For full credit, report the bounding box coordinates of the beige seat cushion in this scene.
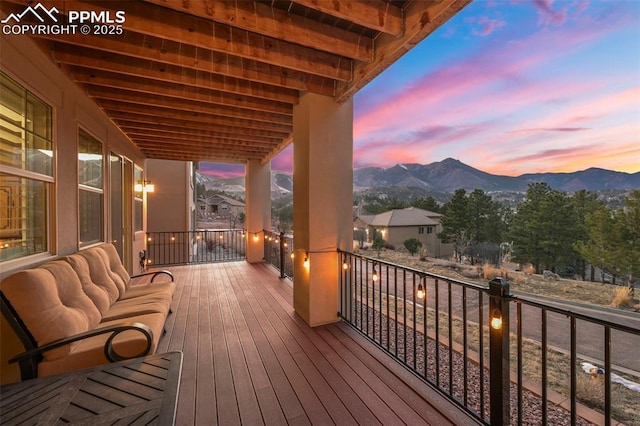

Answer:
[37,312,165,378]
[0,261,101,361]
[102,297,170,322]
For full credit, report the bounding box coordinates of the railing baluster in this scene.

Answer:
[517,302,523,426]
[542,308,548,426]
[435,278,440,388]
[462,286,468,406]
[448,280,453,394]
[570,316,576,426]
[413,273,417,370]
[479,291,485,421]
[604,326,611,426]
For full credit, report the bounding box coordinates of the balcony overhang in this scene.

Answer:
[1,0,470,165]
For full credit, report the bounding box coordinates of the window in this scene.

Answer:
[0,72,53,261]
[134,165,143,232]
[78,129,103,247]
[427,226,434,234]
[418,226,424,234]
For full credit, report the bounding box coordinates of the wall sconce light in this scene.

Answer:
[490,309,503,330]
[372,267,379,282]
[417,282,425,299]
[303,253,310,269]
[135,180,155,193]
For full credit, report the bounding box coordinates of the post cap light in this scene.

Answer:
[417,282,425,299]
[490,309,503,330]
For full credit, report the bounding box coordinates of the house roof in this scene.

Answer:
[201,194,245,207]
[370,207,441,227]
[1,0,469,164]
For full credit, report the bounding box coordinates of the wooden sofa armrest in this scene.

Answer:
[9,322,154,369]
[130,270,174,283]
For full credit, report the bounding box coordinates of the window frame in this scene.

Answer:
[0,72,55,263]
[77,127,104,248]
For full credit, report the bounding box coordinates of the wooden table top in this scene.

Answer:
[0,351,182,425]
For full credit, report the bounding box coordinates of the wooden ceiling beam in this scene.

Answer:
[292,0,403,35]
[114,120,286,144]
[123,129,279,148]
[36,27,346,87]
[141,0,373,60]
[140,146,257,163]
[50,41,333,96]
[70,68,292,116]
[135,141,267,158]
[85,85,291,125]
[336,0,472,102]
[60,62,300,105]
[85,84,293,125]
[99,101,293,134]
[33,0,352,80]
[110,114,290,140]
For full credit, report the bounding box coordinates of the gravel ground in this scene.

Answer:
[348,304,596,426]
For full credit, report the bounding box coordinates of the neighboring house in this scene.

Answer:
[197,194,245,219]
[362,207,453,258]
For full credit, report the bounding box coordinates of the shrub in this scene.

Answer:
[482,263,501,280]
[403,238,423,256]
[611,286,633,308]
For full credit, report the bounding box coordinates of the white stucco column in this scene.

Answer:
[293,93,353,326]
[245,160,271,263]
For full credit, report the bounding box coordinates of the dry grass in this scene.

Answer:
[376,249,636,310]
[611,286,634,308]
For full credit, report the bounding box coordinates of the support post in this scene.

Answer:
[279,231,285,279]
[489,277,511,426]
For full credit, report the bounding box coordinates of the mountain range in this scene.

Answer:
[197,158,640,197]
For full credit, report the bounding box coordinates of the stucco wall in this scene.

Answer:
[1,33,147,276]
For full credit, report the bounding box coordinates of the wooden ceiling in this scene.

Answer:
[2,0,470,164]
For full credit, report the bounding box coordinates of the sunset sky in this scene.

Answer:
[200,0,640,178]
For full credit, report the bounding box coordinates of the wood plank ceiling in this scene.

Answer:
[2,0,470,164]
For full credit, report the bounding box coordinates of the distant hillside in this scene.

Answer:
[196,171,292,199]
[197,158,640,196]
[353,158,640,192]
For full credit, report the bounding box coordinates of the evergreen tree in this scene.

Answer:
[574,207,617,282]
[509,183,579,272]
[439,189,471,262]
[616,190,640,284]
[410,196,442,213]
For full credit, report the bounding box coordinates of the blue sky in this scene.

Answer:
[200,0,640,178]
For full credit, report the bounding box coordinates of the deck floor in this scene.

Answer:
[155,261,476,425]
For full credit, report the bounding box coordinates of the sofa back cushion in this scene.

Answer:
[98,244,131,290]
[0,261,101,361]
[65,254,114,314]
[77,247,126,299]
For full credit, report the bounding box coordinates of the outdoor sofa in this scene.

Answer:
[0,243,174,381]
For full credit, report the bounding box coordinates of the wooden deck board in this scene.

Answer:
[156,262,478,426]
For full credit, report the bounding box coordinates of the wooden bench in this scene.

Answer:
[1,243,175,382]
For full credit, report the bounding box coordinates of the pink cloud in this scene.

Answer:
[532,0,568,26]
[473,16,507,36]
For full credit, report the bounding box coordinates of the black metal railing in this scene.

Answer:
[145,230,246,266]
[338,250,640,425]
[263,230,293,278]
